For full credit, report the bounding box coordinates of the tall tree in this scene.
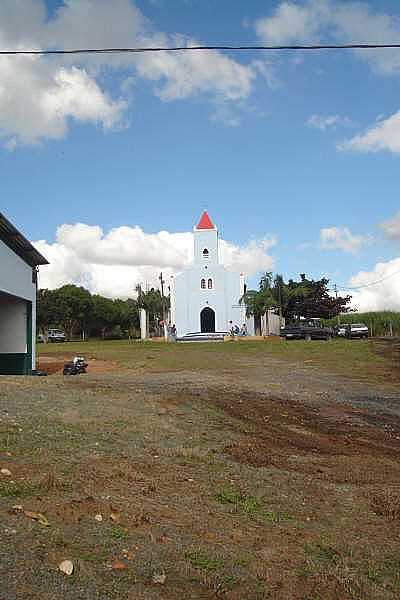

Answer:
[284,274,352,320]
[36,289,63,333]
[91,295,117,339]
[53,285,93,339]
[242,273,351,322]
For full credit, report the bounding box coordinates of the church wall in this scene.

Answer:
[172,266,244,336]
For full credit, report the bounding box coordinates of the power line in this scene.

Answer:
[337,268,400,291]
[2,43,400,55]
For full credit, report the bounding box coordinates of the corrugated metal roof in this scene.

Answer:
[0,212,49,267]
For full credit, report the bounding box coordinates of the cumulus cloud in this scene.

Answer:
[255,2,400,154]
[255,1,329,45]
[34,222,275,298]
[320,226,370,254]
[0,0,259,146]
[308,114,352,131]
[0,58,125,145]
[134,36,254,102]
[348,258,400,311]
[255,0,400,75]
[380,212,400,240]
[220,237,276,274]
[340,111,400,154]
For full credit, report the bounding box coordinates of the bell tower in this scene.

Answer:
[194,211,218,265]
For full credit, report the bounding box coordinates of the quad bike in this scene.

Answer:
[63,356,88,376]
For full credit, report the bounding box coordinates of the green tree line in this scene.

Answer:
[241,272,352,321]
[37,284,168,340]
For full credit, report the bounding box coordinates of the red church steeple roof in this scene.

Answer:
[196,211,215,230]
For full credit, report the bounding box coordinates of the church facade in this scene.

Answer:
[170,212,247,338]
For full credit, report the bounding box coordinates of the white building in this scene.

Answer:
[170,211,247,338]
[0,212,48,375]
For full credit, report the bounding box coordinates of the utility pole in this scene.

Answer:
[278,280,283,329]
[159,272,165,322]
[333,284,340,325]
[159,272,167,339]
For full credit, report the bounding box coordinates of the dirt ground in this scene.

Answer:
[1,340,400,599]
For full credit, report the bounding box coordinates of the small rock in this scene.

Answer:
[4,528,17,535]
[1,468,12,476]
[12,505,23,512]
[110,512,121,523]
[152,571,167,585]
[59,560,74,576]
[111,561,127,570]
[94,514,103,522]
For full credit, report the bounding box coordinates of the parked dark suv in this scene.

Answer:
[280,318,333,341]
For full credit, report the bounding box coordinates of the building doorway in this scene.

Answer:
[200,307,216,333]
[0,292,32,375]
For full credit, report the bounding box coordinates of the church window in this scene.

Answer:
[203,248,209,259]
[201,278,206,289]
[208,278,213,289]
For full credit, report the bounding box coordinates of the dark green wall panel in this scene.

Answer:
[0,353,31,375]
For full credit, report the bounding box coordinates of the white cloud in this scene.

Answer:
[134,36,254,102]
[220,237,276,274]
[320,226,370,254]
[254,3,400,155]
[308,114,352,131]
[255,1,330,45]
[34,222,275,298]
[340,111,400,154]
[0,0,258,146]
[349,257,400,311]
[255,1,400,75]
[381,212,400,240]
[0,57,125,146]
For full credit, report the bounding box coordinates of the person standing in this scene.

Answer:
[171,323,177,341]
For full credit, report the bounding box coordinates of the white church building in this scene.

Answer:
[170,211,247,339]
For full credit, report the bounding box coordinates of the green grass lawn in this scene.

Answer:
[38,338,396,385]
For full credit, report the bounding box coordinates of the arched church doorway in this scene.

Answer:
[200,307,216,333]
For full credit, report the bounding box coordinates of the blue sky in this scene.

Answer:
[2,0,400,307]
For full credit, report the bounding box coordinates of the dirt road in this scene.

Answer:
[1,343,400,599]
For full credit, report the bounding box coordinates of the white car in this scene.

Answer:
[47,329,66,343]
[345,323,369,339]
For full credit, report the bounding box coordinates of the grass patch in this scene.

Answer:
[110,525,128,540]
[264,509,290,524]
[215,487,262,516]
[185,550,224,572]
[304,539,339,566]
[79,544,111,563]
[366,554,400,589]
[37,337,398,385]
[0,479,38,498]
[215,488,289,523]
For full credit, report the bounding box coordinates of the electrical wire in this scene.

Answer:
[337,268,400,291]
[4,41,399,292]
[1,43,400,55]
